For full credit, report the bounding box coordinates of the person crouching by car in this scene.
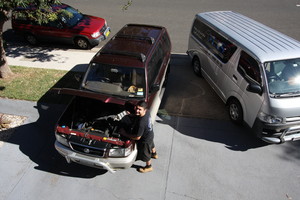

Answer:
[120,100,158,173]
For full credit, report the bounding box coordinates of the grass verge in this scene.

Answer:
[0,66,82,102]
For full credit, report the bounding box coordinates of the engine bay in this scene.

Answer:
[56,96,134,148]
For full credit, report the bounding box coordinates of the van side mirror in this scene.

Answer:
[246,83,262,95]
[150,84,160,93]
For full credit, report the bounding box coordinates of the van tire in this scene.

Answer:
[75,37,90,49]
[24,34,38,45]
[228,99,243,125]
[192,57,202,77]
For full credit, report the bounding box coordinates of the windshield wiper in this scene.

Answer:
[271,91,300,98]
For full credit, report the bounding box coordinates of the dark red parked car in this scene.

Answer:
[11,3,110,49]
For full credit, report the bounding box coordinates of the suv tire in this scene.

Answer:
[75,37,90,49]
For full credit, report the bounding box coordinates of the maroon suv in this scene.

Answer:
[53,24,171,172]
[11,3,110,49]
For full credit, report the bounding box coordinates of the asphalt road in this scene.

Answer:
[1,0,300,200]
[61,0,300,53]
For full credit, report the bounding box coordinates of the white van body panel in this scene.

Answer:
[187,11,300,143]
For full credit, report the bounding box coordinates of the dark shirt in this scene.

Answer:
[134,111,154,143]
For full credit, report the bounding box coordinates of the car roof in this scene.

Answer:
[91,24,165,67]
[196,11,300,63]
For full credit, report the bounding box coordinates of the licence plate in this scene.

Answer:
[105,29,110,37]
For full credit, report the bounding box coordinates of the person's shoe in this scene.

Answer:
[138,166,153,173]
[151,152,158,159]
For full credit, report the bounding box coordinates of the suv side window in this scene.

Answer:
[237,51,261,84]
[191,19,237,63]
[161,32,171,54]
[12,11,31,24]
[148,42,164,87]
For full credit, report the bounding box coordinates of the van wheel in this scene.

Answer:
[24,34,38,45]
[75,37,90,49]
[192,57,202,77]
[228,99,243,125]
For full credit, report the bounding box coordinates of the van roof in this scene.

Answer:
[91,24,164,67]
[196,11,300,63]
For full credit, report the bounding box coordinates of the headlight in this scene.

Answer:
[55,133,69,146]
[109,146,132,157]
[91,32,100,38]
[258,112,284,124]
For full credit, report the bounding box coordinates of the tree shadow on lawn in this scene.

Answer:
[0,67,108,178]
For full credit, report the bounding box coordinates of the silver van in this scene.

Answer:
[187,11,300,143]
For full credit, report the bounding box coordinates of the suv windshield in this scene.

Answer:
[59,6,83,27]
[83,63,146,98]
[265,58,300,97]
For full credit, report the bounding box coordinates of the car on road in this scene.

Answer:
[11,3,110,49]
[53,24,171,172]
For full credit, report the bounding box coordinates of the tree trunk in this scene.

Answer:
[0,9,13,79]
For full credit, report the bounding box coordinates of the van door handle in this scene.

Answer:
[233,75,238,81]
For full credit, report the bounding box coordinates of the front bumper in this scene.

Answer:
[55,140,137,173]
[89,27,111,46]
[253,118,300,144]
[261,126,300,144]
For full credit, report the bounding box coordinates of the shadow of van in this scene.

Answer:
[158,53,268,151]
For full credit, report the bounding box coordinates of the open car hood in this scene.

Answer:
[51,88,128,105]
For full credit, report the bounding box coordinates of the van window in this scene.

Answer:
[191,19,237,63]
[265,58,300,95]
[148,42,164,87]
[238,51,261,84]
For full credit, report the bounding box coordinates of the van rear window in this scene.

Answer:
[191,19,237,63]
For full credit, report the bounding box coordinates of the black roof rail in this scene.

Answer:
[114,34,155,44]
[100,49,146,62]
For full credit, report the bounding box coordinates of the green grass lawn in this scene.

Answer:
[0,66,82,102]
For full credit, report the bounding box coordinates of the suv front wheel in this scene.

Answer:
[75,37,90,49]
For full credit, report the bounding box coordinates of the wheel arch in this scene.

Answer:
[226,94,246,124]
[73,36,91,49]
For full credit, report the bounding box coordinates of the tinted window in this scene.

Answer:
[238,51,261,84]
[12,11,32,24]
[191,19,237,63]
[148,42,164,87]
[161,33,171,54]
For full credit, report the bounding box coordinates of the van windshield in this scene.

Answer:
[82,63,146,98]
[265,58,300,97]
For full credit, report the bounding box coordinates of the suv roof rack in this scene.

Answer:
[100,49,146,62]
[114,34,155,44]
